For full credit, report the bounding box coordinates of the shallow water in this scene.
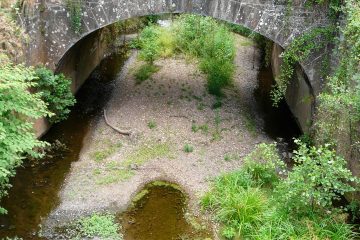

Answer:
[119,182,212,240]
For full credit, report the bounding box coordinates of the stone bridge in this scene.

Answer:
[23,0,331,132]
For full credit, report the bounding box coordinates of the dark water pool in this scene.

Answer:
[119,182,212,240]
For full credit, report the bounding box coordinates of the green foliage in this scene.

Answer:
[34,66,76,123]
[0,63,51,213]
[271,27,335,106]
[75,213,122,239]
[276,139,358,215]
[137,15,236,96]
[183,144,194,153]
[147,120,157,129]
[191,123,209,134]
[134,63,160,84]
[175,15,235,96]
[201,142,357,239]
[138,25,162,64]
[243,143,285,186]
[315,0,360,151]
[65,0,82,34]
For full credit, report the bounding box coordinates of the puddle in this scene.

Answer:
[119,182,213,240]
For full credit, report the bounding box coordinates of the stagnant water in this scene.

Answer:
[119,182,212,240]
[0,48,301,239]
[0,51,129,239]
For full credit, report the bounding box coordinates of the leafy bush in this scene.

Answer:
[0,63,50,213]
[35,66,76,123]
[138,25,161,64]
[275,139,358,215]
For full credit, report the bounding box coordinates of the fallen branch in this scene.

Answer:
[104,109,132,136]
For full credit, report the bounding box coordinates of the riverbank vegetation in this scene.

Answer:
[202,142,358,239]
[135,14,236,96]
[0,62,75,213]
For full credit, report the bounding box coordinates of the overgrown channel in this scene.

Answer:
[1,5,359,239]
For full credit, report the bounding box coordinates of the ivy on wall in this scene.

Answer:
[270,27,335,106]
[65,0,82,34]
[315,0,360,156]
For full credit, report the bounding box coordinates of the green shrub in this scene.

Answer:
[0,63,51,213]
[138,25,161,64]
[134,63,160,83]
[275,139,358,215]
[35,66,76,123]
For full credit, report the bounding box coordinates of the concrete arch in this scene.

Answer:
[23,0,331,132]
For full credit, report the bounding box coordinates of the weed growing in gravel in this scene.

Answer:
[191,123,209,134]
[212,109,222,141]
[123,142,172,167]
[147,120,157,129]
[243,112,257,136]
[134,63,160,84]
[91,141,122,162]
[224,153,240,162]
[183,144,194,153]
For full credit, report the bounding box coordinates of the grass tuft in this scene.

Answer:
[134,63,160,84]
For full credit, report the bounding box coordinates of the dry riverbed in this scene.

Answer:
[44,35,272,237]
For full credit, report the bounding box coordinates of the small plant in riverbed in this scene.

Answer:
[147,120,157,129]
[212,109,222,141]
[75,213,122,239]
[191,123,209,134]
[134,63,160,84]
[224,153,240,162]
[183,144,194,153]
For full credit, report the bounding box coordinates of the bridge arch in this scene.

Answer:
[24,0,330,132]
